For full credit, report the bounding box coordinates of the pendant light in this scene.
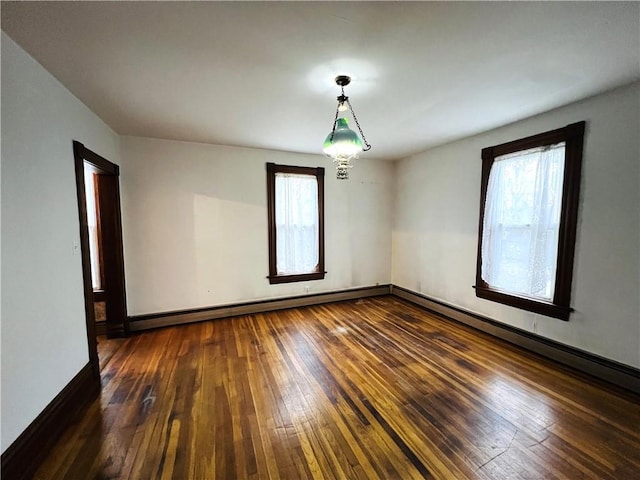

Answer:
[323,75,371,179]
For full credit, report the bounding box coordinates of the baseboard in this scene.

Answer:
[1,363,100,480]
[129,285,392,331]
[95,320,107,336]
[391,285,640,395]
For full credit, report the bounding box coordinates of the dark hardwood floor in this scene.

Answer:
[35,296,640,479]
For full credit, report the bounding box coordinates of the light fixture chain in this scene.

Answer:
[328,103,340,143]
[346,99,371,151]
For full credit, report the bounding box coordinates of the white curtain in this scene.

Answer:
[481,143,565,301]
[275,173,319,275]
[84,165,101,290]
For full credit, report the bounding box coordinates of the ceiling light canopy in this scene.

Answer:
[323,75,371,179]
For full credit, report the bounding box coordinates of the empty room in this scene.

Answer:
[2,2,639,479]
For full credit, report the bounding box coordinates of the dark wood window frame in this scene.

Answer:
[474,121,586,321]
[266,162,326,285]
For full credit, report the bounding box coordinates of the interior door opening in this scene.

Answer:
[73,141,128,374]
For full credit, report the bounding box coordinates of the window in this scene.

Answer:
[83,163,103,291]
[266,163,325,284]
[475,121,585,320]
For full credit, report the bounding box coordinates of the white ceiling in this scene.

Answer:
[2,2,639,160]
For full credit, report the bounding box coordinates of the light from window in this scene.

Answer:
[267,163,325,284]
[475,121,585,320]
[275,173,319,275]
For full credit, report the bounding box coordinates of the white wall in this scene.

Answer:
[120,137,392,315]
[393,82,640,369]
[1,33,120,452]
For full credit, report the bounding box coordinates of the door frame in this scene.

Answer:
[73,141,128,375]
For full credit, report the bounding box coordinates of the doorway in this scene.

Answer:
[73,141,128,374]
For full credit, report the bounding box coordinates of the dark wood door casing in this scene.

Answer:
[73,141,128,375]
[96,173,128,338]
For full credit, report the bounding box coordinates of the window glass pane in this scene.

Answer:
[274,173,319,275]
[481,143,565,301]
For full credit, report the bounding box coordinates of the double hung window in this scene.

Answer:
[475,122,585,320]
[266,163,325,284]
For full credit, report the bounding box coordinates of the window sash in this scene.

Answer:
[275,173,319,275]
[481,143,565,302]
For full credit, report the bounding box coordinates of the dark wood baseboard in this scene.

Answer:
[129,285,392,331]
[95,320,107,336]
[391,285,640,395]
[0,363,100,480]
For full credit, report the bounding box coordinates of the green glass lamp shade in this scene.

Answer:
[323,118,363,159]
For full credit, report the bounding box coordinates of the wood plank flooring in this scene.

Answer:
[34,296,640,479]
